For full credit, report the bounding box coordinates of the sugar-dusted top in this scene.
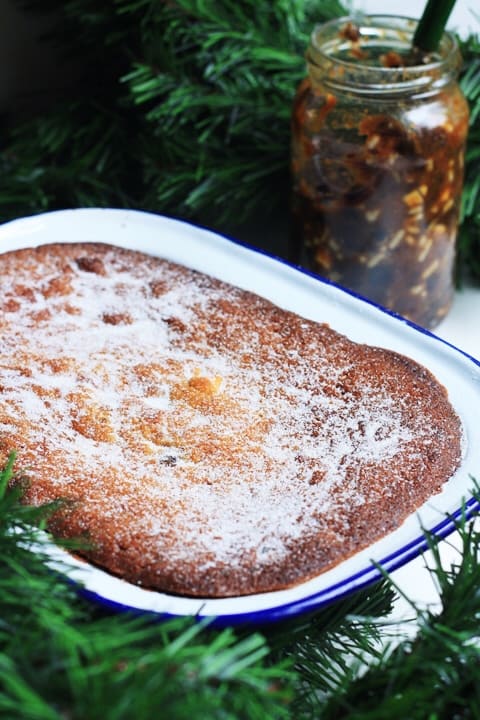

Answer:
[0,243,462,596]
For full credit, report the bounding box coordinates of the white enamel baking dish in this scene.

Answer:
[1,208,479,626]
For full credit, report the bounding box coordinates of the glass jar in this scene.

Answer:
[290,15,469,328]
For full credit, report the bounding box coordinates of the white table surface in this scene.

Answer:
[436,285,480,360]
[390,284,480,628]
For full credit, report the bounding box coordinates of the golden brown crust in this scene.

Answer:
[0,242,462,597]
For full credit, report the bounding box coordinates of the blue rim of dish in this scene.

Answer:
[3,209,480,627]
[75,493,480,628]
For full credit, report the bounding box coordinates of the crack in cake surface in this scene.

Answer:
[0,242,462,596]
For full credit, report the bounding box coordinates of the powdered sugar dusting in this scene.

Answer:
[0,243,461,596]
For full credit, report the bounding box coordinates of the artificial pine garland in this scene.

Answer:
[2,0,478,277]
[2,456,480,718]
[457,33,480,280]
[1,2,480,717]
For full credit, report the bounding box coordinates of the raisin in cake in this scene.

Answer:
[0,242,462,597]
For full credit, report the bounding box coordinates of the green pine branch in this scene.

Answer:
[3,452,480,718]
[0,453,396,719]
[0,456,294,720]
[122,0,343,228]
[2,1,480,281]
[319,507,480,719]
[0,0,349,231]
[457,34,480,282]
